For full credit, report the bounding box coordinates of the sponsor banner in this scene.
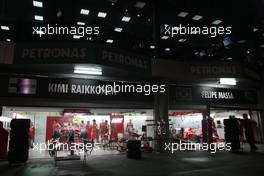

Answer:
[0,76,154,101]
[13,42,151,73]
[171,86,258,104]
[152,60,244,80]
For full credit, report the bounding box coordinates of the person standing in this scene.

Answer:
[29,122,35,148]
[91,119,98,143]
[242,113,258,151]
[0,122,8,159]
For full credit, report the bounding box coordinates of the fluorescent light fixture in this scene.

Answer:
[1,25,10,30]
[177,12,188,18]
[178,38,186,42]
[80,9,90,15]
[98,12,107,18]
[260,44,264,48]
[114,27,123,32]
[135,2,146,8]
[77,21,85,25]
[212,19,222,25]
[122,16,131,22]
[226,57,232,60]
[111,118,123,123]
[192,15,203,21]
[106,39,114,43]
[6,39,11,42]
[73,35,82,39]
[161,36,169,40]
[74,66,102,75]
[165,48,170,51]
[150,45,155,49]
[33,1,43,8]
[220,78,237,85]
[238,40,246,44]
[34,15,43,21]
[253,28,258,32]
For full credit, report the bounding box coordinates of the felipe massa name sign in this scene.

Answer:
[13,42,151,72]
[171,86,258,104]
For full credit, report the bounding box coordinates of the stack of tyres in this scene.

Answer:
[224,119,240,150]
[8,119,30,164]
[126,140,141,159]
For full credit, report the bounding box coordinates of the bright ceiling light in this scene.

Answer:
[212,19,222,25]
[74,66,102,75]
[135,2,146,8]
[161,36,169,40]
[73,35,82,39]
[177,12,188,18]
[80,9,90,15]
[226,57,232,60]
[220,78,237,85]
[121,16,131,22]
[178,38,186,42]
[253,28,259,32]
[106,39,114,43]
[114,27,123,32]
[33,1,43,8]
[1,25,9,30]
[34,15,44,21]
[165,48,170,51]
[192,15,203,21]
[150,45,155,49]
[77,21,85,25]
[6,39,11,42]
[260,44,264,48]
[98,12,107,18]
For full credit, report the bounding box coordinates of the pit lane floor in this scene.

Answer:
[1,144,264,176]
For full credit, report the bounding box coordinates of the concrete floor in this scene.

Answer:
[1,145,264,176]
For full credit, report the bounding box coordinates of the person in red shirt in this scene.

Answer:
[126,119,134,136]
[242,113,258,151]
[29,122,35,148]
[0,121,8,159]
[86,121,92,141]
[91,119,98,143]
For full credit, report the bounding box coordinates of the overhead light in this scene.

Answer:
[77,21,85,25]
[220,78,237,85]
[178,38,186,42]
[6,39,11,42]
[135,2,146,8]
[150,45,155,49]
[192,15,203,21]
[177,12,188,18]
[253,28,259,32]
[73,35,82,39]
[106,39,114,43]
[165,48,170,51]
[74,66,102,75]
[212,19,222,25]
[161,36,169,40]
[238,40,246,44]
[260,44,264,48]
[80,9,90,15]
[33,1,43,8]
[114,27,123,32]
[226,57,232,60]
[121,16,131,22]
[98,12,107,18]
[34,15,43,21]
[1,25,9,30]
[137,14,141,17]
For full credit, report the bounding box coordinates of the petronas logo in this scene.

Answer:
[175,87,192,101]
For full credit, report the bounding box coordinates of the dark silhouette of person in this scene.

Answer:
[242,113,258,151]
